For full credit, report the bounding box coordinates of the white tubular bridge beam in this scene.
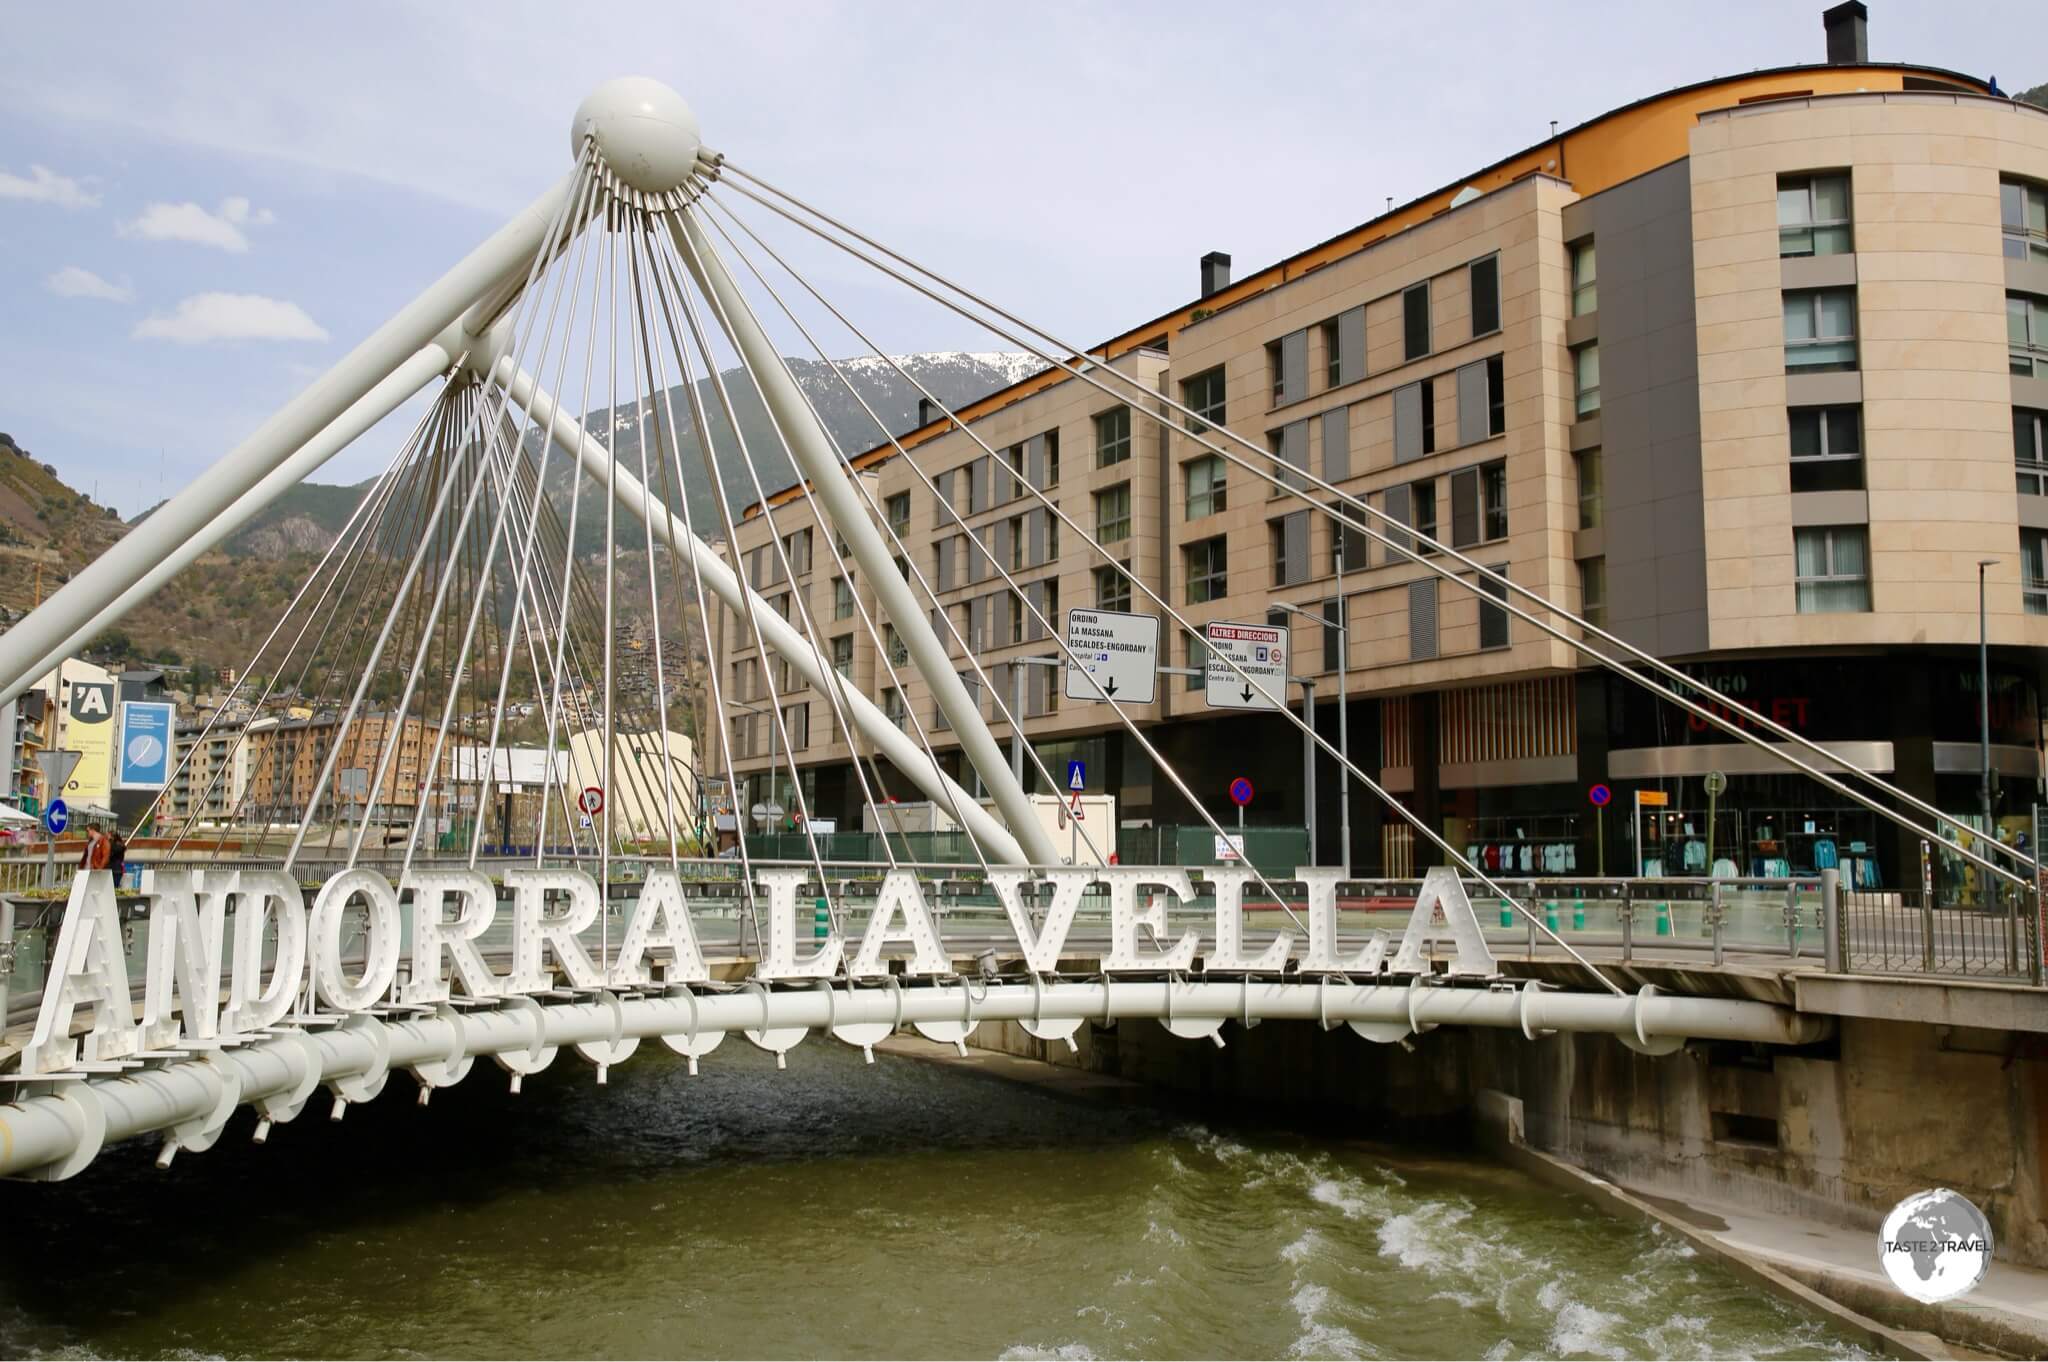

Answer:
[0,337,459,700]
[473,353,1031,866]
[0,172,581,708]
[669,212,1060,867]
[0,981,1827,1179]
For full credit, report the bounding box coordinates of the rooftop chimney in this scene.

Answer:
[1822,0,1867,65]
[1200,251,1232,298]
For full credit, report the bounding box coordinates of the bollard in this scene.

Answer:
[1544,900,1559,933]
[813,895,830,943]
[1821,868,1842,973]
[1498,900,1514,929]
[1572,899,1586,932]
[1655,902,1671,936]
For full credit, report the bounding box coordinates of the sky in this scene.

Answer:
[1,1,2040,517]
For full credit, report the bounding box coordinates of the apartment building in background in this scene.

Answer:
[716,3,2048,886]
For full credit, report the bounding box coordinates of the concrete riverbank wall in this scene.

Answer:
[969,1011,2048,1274]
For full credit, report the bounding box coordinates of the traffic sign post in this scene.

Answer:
[1588,783,1611,876]
[1063,607,1160,705]
[1067,760,1086,793]
[1703,770,1727,878]
[1203,623,1286,711]
[1229,775,1253,831]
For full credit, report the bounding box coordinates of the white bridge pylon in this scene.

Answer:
[0,77,2033,959]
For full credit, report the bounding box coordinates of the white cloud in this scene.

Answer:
[0,163,98,208]
[119,196,275,252]
[132,292,327,344]
[46,265,133,302]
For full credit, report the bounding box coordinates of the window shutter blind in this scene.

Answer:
[1280,329,1308,403]
[1280,419,1309,490]
[1394,383,1424,463]
[1028,507,1047,564]
[993,517,1012,569]
[1284,510,1309,584]
[1450,468,1479,547]
[1456,360,1488,446]
[1408,579,1438,660]
[1321,406,1350,481]
[935,537,954,591]
[1027,581,1046,641]
[1337,306,1365,386]
[1383,483,1412,564]
[1025,436,1047,489]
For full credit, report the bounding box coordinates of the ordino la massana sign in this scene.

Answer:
[24,865,1497,1076]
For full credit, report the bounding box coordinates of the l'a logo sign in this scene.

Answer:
[22,865,1499,1075]
[69,682,112,723]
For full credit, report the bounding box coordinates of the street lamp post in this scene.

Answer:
[1979,558,1998,852]
[1273,598,1350,871]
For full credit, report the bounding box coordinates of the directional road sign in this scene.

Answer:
[1203,622,1286,711]
[1064,607,1161,705]
[43,798,69,836]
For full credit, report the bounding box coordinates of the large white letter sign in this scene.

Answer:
[1298,866,1386,973]
[848,870,950,978]
[1390,866,1498,977]
[26,871,140,1073]
[139,867,233,1048]
[503,868,603,993]
[1101,867,1200,973]
[222,870,307,1033]
[1200,866,1294,972]
[609,869,709,987]
[754,867,843,980]
[308,869,401,1011]
[988,867,1094,973]
[403,868,503,1002]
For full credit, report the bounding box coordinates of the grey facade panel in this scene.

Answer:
[1278,329,1308,404]
[1336,306,1366,386]
[1790,489,1870,526]
[1576,157,1707,659]
[1780,252,1858,290]
[1784,370,1864,407]
[1383,484,1412,564]
[1277,418,1309,489]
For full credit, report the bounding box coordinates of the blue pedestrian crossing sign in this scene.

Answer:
[1067,760,1086,792]
[44,798,69,835]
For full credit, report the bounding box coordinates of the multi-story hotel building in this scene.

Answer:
[716,4,2048,887]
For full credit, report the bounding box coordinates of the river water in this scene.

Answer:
[0,1041,1867,1360]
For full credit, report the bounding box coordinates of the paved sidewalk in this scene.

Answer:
[1629,1186,2048,1359]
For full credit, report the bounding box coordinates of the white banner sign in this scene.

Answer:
[1204,622,1286,711]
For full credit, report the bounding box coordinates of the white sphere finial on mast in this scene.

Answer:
[571,77,702,193]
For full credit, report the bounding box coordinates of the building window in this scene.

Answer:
[2024,531,2048,616]
[1270,511,1310,587]
[1394,378,1435,463]
[1094,406,1131,467]
[830,634,853,678]
[1328,499,1370,573]
[1185,535,1228,604]
[1777,172,1852,257]
[1094,483,1131,545]
[1486,353,1505,437]
[1412,479,1438,551]
[1403,281,1432,361]
[1579,558,1607,630]
[882,687,906,728]
[884,493,911,535]
[1183,367,1226,433]
[1794,526,1871,613]
[2018,407,2048,496]
[1573,343,1600,417]
[1009,589,1027,645]
[2001,178,2048,263]
[1184,630,1207,690]
[1470,255,1500,337]
[1570,239,1597,316]
[1321,598,1344,672]
[782,528,812,576]
[1478,566,1509,651]
[2009,292,2048,377]
[1573,447,1603,530]
[1185,455,1227,518]
[1268,329,1306,405]
[1482,460,1507,541]
[1095,562,1132,612]
[1449,460,1507,547]
[1322,305,1364,389]
[883,625,909,666]
[832,575,854,620]
[1788,405,1863,492]
[1784,288,1858,371]
[1043,430,1060,487]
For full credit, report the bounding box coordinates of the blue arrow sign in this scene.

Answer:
[44,797,69,835]
[1066,760,1086,792]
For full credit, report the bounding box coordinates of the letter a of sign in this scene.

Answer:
[1390,866,1498,977]
[27,871,141,1072]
